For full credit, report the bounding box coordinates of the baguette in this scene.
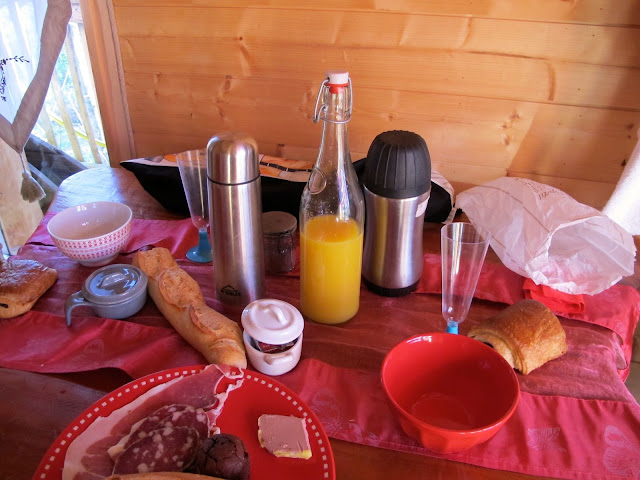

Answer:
[468,299,568,375]
[133,248,246,368]
[0,258,57,319]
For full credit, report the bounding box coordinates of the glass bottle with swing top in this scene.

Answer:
[299,71,365,324]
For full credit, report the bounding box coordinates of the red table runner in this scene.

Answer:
[2,216,640,479]
[283,359,640,480]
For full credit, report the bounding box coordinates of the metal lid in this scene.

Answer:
[262,211,297,237]
[241,298,304,344]
[82,264,148,305]
[207,132,260,185]
[363,130,431,199]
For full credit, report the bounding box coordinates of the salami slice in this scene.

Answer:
[131,404,191,438]
[109,404,192,459]
[158,406,210,440]
[121,405,210,452]
[112,426,200,475]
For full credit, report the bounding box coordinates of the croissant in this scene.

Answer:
[133,247,246,368]
[468,299,568,374]
[0,258,57,318]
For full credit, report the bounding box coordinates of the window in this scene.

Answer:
[32,0,108,166]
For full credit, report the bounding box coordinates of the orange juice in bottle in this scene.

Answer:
[299,71,364,324]
[300,215,363,324]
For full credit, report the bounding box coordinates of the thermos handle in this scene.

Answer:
[65,291,91,327]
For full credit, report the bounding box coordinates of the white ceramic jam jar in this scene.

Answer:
[65,264,147,326]
[241,298,304,376]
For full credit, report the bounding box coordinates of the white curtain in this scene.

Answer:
[602,128,640,235]
[0,0,43,123]
[0,0,70,154]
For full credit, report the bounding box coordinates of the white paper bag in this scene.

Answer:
[456,177,636,295]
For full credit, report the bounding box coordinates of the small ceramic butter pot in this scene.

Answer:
[65,264,147,326]
[241,298,304,376]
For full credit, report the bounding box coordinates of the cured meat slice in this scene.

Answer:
[123,405,210,453]
[131,404,191,438]
[63,365,244,480]
[112,426,200,475]
[161,406,210,440]
[108,404,189,459]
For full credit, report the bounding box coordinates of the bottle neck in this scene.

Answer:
[318,118,349,167]
[317,84,351,169]
[301,76,363,227]
[318,82,351,123]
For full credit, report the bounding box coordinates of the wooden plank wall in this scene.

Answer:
[109,0,640,209]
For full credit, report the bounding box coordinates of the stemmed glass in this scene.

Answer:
[177,149,212,263]
[441,222,491,334]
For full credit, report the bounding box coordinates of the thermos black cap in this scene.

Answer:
[363,130,431,199]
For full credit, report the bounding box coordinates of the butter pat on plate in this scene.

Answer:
[257,414,312,459]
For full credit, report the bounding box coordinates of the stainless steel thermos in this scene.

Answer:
[362,130,431,296]
[207,132,265,309]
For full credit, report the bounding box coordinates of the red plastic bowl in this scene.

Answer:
[381,333,520,454]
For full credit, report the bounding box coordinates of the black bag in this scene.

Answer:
[122,157,453,223]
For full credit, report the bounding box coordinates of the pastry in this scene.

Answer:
[193,434,250,480]
[133,248,246,368]
[0,258,57,319]
[468,299,568,374]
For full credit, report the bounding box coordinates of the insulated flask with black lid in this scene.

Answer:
[362,130,431,296]
[207,132,265,310]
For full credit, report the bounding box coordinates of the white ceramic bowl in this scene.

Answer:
[47,201,133,267]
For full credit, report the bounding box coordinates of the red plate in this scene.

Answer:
[34,365,336,480]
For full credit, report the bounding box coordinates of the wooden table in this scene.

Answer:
[0,167,622,480]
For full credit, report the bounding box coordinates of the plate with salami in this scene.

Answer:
[34,365,336,480]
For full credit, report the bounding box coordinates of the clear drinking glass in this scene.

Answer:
[176,149,212,263]
[441,222,491,334]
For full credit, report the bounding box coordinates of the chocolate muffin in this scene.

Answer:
[193,433,250,480]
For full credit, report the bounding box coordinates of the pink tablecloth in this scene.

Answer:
[2,215,640,480]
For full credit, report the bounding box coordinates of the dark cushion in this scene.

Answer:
[121,156,452,222]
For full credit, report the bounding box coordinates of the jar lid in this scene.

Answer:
[262,211,297,237]
[241,298,304,344]
[82,264,148,306]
